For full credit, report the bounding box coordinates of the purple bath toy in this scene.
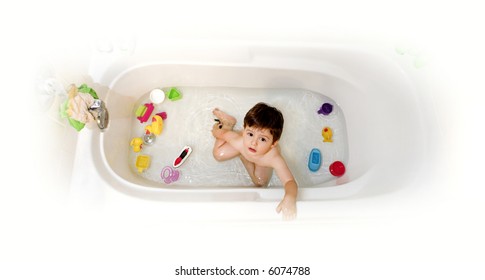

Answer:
[318,103,333,115]
[161,166,180,184]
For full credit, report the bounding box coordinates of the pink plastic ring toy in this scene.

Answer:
[161,166,180,184]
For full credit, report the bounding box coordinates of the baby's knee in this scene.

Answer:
[213,149,233,162]
[213,150,225,162]
[253,177,269,188]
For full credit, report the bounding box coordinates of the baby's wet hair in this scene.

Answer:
[243,102,284,143]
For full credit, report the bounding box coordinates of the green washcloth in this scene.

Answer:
[78,84,99,99]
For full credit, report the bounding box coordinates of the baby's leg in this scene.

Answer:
[212,108,239,161]
[239,155,273,187]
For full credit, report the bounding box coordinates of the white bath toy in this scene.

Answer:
[150,88,165,104]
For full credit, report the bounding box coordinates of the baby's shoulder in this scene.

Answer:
[230,133,244,149]
[264,146,285,163]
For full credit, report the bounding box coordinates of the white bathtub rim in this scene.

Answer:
[93,42,395,92]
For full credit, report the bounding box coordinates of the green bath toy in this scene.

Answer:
[167,88,182,101]
[135,105,147,117]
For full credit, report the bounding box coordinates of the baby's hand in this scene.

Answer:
[276,195,297,221]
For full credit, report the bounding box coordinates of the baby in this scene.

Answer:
[211,102,298,220]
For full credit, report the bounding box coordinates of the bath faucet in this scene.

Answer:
[89,99,109,131]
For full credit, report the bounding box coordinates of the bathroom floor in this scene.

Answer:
[128,87,348,188]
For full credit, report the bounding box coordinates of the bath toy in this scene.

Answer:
[329,161,345,177]
[137,103,154,123]
[322,127,333,142]
[143,133,156,146]
[150,88,165,104]
[135,105,147,117]
[135,155,151,173]
[145,115,164,135]
[173,145,192,168]
[156,111,167,120]
[318,102,333,115]
[167,87,182,101]
[308,148,322,172]
[161,166,180,184]
[130,137,143,152]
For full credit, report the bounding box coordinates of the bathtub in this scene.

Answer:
[69,40,441,211]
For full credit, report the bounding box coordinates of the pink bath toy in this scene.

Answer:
[161,166,180,184]
[156,111,167,120]
[137,103,154,123]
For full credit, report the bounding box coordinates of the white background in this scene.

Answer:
[1,1,484,279]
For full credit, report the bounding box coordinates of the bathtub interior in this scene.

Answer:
[100,50,425,196]
[127,86,348,188]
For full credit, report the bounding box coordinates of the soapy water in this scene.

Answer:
[129,87,348,188]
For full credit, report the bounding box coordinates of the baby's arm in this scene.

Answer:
[273,157,298,220]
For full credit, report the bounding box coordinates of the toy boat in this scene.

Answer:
[308,148,322,172]
[173,146,192,168]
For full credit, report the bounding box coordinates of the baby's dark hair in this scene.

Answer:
[243,102,284,143]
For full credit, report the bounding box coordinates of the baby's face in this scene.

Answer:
[243,126,275,156]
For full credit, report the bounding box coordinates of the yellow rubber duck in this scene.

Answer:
[130,137,143,152]
[145,115,164,135]
[322,127,333,142]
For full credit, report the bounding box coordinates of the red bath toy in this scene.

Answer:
[173,146,193,168]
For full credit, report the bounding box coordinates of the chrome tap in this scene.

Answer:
[89,99,109,131]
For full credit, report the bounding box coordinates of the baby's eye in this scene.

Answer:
[260,137,267,142]
[247,132,253,137]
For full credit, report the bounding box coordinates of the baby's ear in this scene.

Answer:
[271,140,279,148]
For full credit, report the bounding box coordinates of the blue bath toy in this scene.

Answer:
[318,103,333,115]
[308,148,322,172]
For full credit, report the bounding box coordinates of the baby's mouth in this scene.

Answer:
[248,147,257,153]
